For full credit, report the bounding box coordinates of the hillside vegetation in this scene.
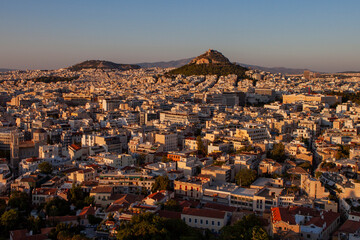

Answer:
[167,63,248,77]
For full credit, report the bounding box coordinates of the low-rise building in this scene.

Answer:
[181,207,228,233]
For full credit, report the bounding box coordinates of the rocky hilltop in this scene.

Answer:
[68,60,141,71]
[189,49,231,65]
[167,49,247,77]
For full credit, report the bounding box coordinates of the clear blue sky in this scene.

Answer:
[1,0,360,72]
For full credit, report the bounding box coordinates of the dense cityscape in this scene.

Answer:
[0,48,359,240]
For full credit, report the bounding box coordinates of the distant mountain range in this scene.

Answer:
[0,68,16,72]
[4,58,359,74]
[237,63,311,75]
[67,60,141,71]
[137,58,193,69]
[338,71,360,73]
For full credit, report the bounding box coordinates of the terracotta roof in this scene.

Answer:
[77,169,93,173]
[272,207,295,224]
[25,157,40,163]
[86,164,101,169]
[69,144,81,151]
[158,210,181,219]
[182,207,225,219]
[78,206,95,216]
[91,186,113,194]
[105,204,123,213]
[203,202,236,212]
[338,220,360,234]
[40,227,54,235]
[33,188,57,195]
[350,212,360,217]
[21,177,37,183]
[272,206,340,230]
[112,194,144,206]
[47,215,78,222]
[34,128,46,134]
[146,192,166,201]
[10,229,28,240]
[61,167,80,174]
[179,200,200,208]
[287,167,308,175]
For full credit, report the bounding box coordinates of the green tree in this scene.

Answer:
[1,209,21,231]
[252,226,270,240]
[328,194,337,201]
[151,176,171,193]
[116,212,204,240]
[70,184,85,209]
[315,171,323,179]
[49,223,83,240]
[0,198,6,216]
[27,216,43,234]
[83,196,94,206]
[87,214,102,225]
[38,161,53,174]
[269,143,287,162]
[335,145,350,159]
[71,235,90,240]
[298,161,312,170]
[196,136,207,155]
[8,191,31,212]
[235,169,257,187]
[161,155,172,163]
[45,198,71,216]
[136,154,146,165]
[219,214,269,240]
[164,199,182,212]
[236,145,255,153]
[117,212,168,240]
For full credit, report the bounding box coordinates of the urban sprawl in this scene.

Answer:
[1,65,360,240]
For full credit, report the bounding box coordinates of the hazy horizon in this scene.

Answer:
[1,0,360,72]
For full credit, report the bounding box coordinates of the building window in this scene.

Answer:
[218,221,220,226]
[200,219,203,224]
[189,218,191,223]
[195,219,197,223]
[212,221,214,226]
[206,220,208,225]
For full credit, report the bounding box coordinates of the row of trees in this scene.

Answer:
[327,91,360,105]
[28,76,79,83]
[116,212,270,240]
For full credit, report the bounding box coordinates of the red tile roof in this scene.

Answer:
[158,210,181,219]
[78,206,95,216]
[338,220,360,234]
[91,186,113,194]
[146,192,166,202]
[33,188,57,195]
[69,144,81,151]
[179,200,200,208]
[47,215,78,223]
[182,207,225,219]
[203,202,236,213]
[271,206,340,231]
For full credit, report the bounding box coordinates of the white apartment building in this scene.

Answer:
[159,111,198,125]
[101,153,136,169]
[155,132,177,152]
[235,123,270,144]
